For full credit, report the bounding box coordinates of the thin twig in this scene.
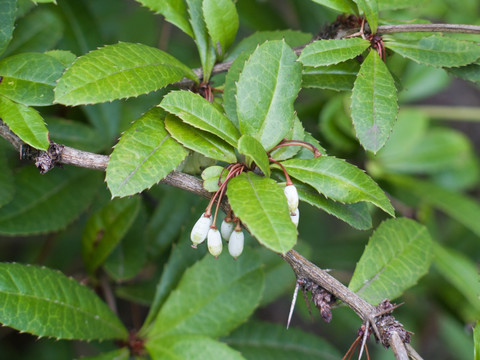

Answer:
[377,23,480,35]
[390,332,409,360]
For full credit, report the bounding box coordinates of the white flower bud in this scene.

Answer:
[190,213,212,247]
[290,209,299,228]
[284,184,299,214]
[220,219,235,241]
[207,228,223,257]
[228,230,244,259]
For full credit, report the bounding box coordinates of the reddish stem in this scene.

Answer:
[268,140,322,158]
[269,158,293,185]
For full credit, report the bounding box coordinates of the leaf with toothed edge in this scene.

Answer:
[0,96,49,150]
[54,42,197,106]
[203,0,239,57]
[160,90,240,147]
[353,0,378,33]
[0,167,102,236]
[0,263,128,340]
[165,114,237,163]
[348,218,433,305]
[106,108,188,198]
[227,172,297,253]
[351,50,398,153]
[299,38,370,67]
[277,157,395,216]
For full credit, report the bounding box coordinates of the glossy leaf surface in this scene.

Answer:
[299,38,370,67]
[349,218,433,304]
[237,135,270,177]
[203,0,238,56]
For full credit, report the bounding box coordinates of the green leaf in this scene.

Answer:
[270,117,305,161]
[186,0,216,82]
[104,204,147,282]
[310,0,358,13]
[147,249,264,338]
[0,263,127,340]
[238,135,270,177]
[386,175,480,237]
[433,244,480,314]
[201,165,228,192]
[147,334,245,360]
[351,50,398,153]
[82,197,141,274]
[385,36,480,68]
[0,153,14,208]
[349,218,433,305]
[299,38,370,67]
[54,42,197,105]
[0,0,16,56]
[0,53,65,106]
[0,167,102,235]
[78,348,130,360]
[45,50,76,68]
[47,117,104,153]
[280,157,394,216]
[203,0,239,57]
[236,40,301,150]
[302,61,360,91]
[378,0,418,10]
[475,322,480,360]
[227,172,297,253]
[3,8,63,57]
[135,0,193,37]
[353,0,378,33]
[141,208,206,331]
[0,96,49,150]
[296,183,372,230]
[165,114,237,163]
[448,63,480,84]
[224,321,341,360]
[106,108,188,198]
[223,51,249,129]
[160,90,240,147]
[225,30,312,62]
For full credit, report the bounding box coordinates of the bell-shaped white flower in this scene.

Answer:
[207,228,223,257]
[220,219,234,241]
[190,213,212,247]
[290,209,299,228]
[228,230,244,259]
[284,184,299,214]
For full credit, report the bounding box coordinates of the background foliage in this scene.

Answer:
[0,0,479,359]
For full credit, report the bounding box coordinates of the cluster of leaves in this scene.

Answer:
[0,0,479,359]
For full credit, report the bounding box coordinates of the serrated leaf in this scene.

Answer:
[302,61,360,91]
[106,108,188,198]
[351,50,398,153]
[0,53,65,106]
[165,114,237,163]
[135,0,193,37]
[186,0,216,81]
[223,51,249,129]
[0,0,16,56]
[160,90,240,147]
[201,165,228,192]
[299,38,370,67]
[310,0,358,13]
[385,36,480,68]
[3,8,63,57]
[147,249,264,338]
[147,334,245,360]
[0,96,49,150]
[270,117,305,161]
[0,263,127,340]
[434,244,480,314]
[0,167,102,235]
[448,63,480,84]
[349,218,433,305]
[82,197,141,274]
[142,208,207,330]
[353,0,378,33]
[227,172,297,253]
[203,0,238,57]
[236,40,301,150]
[296,183,372,230]
[45,50,76,68]
[54,42,197,105]
[0,153,14,208]
[225,30,312,62]
[224,321,341,360]
[280,157,394,216]
[386,175,480,237]
[238,135,270,177]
